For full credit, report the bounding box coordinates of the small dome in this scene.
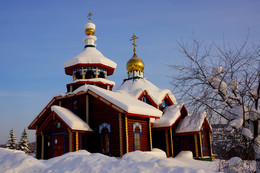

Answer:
[85,22,96,36]
[126,53,144,72]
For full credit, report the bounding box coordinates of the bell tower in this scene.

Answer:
[63,13,117,92]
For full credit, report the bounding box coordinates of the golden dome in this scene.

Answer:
[127,53,144,72]
[85,28,95,36]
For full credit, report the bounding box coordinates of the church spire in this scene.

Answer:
[84,12,97,47]
[130,34,139,56]
[126,34,144,80]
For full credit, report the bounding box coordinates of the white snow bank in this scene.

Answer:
[115,78,177,106]
[153,104,182,128]
[176,112,207,133]
[174,151,194,160]
[0,148,47,173]
[51,105,93,131]
[63,47,117,69]
[0,148,220,173]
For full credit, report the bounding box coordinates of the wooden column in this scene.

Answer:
[58,100,61,106]
[148,119,153,151]
[119,113,123,157]
[75,132,79,151]
[194,134,199,158]
[86,95,89,124]
[208,133,213,157]
[165,130,170,157]
[69,131,72,152]
[199,132,203,158]
[169,128,174,157]
[35,126,38,158]
[125,115,129,153]
[41,133,44,159]
[82,74,85,79]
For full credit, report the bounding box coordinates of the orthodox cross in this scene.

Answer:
[87,12,93,22]
[130,34,139,54]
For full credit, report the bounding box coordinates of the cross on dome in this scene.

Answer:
[87,12,93,23]
[130,34,139,54]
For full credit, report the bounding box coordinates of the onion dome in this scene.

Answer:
[63,13,117,76]
[127,53,144,72]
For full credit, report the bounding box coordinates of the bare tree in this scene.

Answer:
[170,37,260,172]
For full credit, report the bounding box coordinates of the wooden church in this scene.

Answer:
[28,14,213,160]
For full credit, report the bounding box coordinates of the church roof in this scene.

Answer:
[175,112,211,134]
[51,105,93,131]
[28,85,162,130]
[72,85,162,118]
[63,47,117,75]
[152,104,183,128]
[115,78,177,106]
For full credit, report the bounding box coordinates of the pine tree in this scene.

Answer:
[6,129,17,149]
[18,128,31,154]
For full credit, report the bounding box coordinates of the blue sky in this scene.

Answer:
[0,0,259,144]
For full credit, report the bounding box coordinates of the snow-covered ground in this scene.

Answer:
[0,148,222,173]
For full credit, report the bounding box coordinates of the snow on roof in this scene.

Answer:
[175,112,207,133]
[72,85,162,118]
[63,47,117,69]
[115,78,177,106]
[153,104,183,128]
[71,78,116,86]
[51,105,93,131]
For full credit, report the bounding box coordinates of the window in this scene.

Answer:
[57,122,61,128]
[99,123,111,155]
[75,71,82,79]
[98,71,105,78]
[85,70,95,79]
[160,100,168,108]
[140,96,151,105]
[72,99,78,113]
[133,122,142,151]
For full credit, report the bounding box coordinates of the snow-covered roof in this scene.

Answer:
[115,78,177,106]
[71,85,162,118]
[175,112,207,133]
[153,104,183,128]
[63,47,117,69]
[51,105,93,132]
[70,78,115,86]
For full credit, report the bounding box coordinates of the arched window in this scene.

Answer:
[99,123,111,155]
[133,122,142,151]
[140,95,151,105]
[75,71,82,79]
[98,71,105,78]
[85,70,95,79]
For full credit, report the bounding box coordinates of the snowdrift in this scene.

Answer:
[0,148,219,173]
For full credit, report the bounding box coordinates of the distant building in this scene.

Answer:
[28,15,213,161]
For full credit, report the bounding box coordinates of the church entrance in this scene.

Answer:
[51,132,66,157]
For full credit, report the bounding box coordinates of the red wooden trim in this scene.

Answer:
[174,131,200,136]
[36,112,55,135]
[28,97,58,129]
[64,64,115,76]
[181,105,188,116]
[159,94,174,108]
[137,90,158,108]
[126,112,160,119]
[66,81,114,88]
[203,119,213,133]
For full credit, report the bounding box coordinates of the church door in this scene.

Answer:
[51,132,66,157]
